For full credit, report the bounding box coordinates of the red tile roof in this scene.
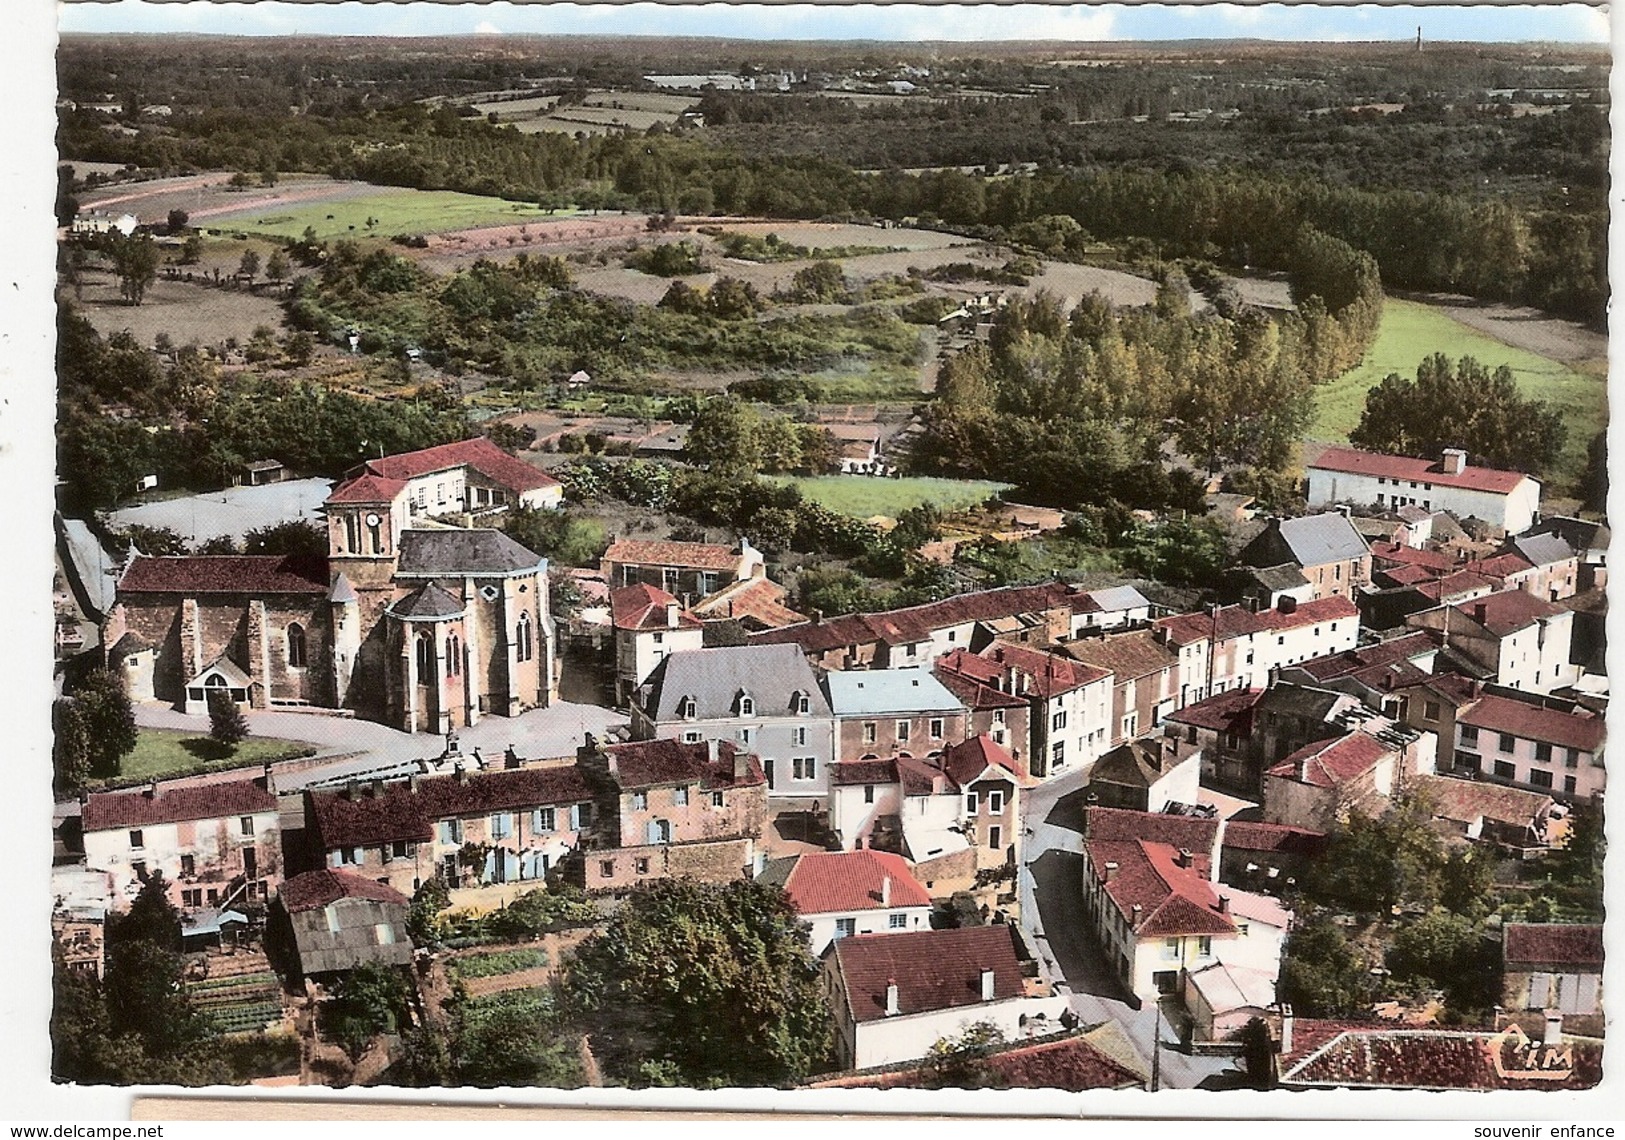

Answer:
[609,583,702,632]
[938,734,1033,790]
[1455,590,1566,636]
[780,850,932,916]
[118,554,328,595]
[1375,563,1441,587]
[325,473,408,505]
[308,766,595,849]
[1086,838,1235,937]
[1267,732,1393,788]
[690,577,806,629]
[808,1032,1143,1090]
[830,758,900,786]
[82,776,277,832]
[1413,571,1500,603]
[1220,821,1328,857]
[829,925,1025,1023]
[1457,694,1604,752]
[979,642,1109,698]
[1370,541,1456,573]
[1290,631,1440,683]
[1309,446,1533,494]
[604,738,765,791]
[1281,1025,1601,1090]
[603,538,743,573]
[363,437,560,493]
[932,664,1028,711]
[752,582,1074,654]
[1154,596,1358,646]
[1465,552,1536,580]
[278,869,410,913]
[1082,806,1220,853]
[1503,923,1604,970]
[1164,687,1264,733]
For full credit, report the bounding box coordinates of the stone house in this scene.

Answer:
[277,869,413,978]
[1240,511,1372,603]
[823,668,970,765]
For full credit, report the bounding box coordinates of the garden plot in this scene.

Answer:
[68,270,289,350]
[188,969,286,1035]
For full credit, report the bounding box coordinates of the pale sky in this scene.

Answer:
[57,2,1613,44]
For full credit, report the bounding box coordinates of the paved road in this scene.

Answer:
[1018,767,1236,1091]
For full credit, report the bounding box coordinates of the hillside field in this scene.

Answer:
[769,475,1011,519]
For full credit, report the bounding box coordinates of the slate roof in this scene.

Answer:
[388,582,466,620]
[279,869,410,913]
[1457,694,1604,752]
[1253,682,1355,726]
[308,766,595,849]
[82,776,277,832]
[1153,596,1358,646]
[639,643,831,722]
[1309,446,1534,494]
[603,738,765,791]
[1062,629,1179,682]
[772,850,932,916]
[1076,585,1152,614]
[118,554,328,595]
[1244,563,1312,593]
[1086,838,1236,938]
[1267,732,1392,788]
[1082,806,1219,853]
[1509,532,1576,568]
[328,572,357,604]
[610,583,701,632]
[396,529,543,576]
[362,437,560,494]
[603,538,743,572]
[1530,515,1610,555]
[828,925,1025,1024]
[1503,923,1604,971]
[824,669,967,717]
[1242,512,1369,569]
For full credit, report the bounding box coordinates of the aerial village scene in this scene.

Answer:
[44,3,1609,1098]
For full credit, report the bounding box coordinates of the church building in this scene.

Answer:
[103,439,562,734]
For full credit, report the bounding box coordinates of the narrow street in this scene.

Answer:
[1018,767,1236,1090]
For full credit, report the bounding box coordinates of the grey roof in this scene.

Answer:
[1531,515,1610,554]
[1083,585,1152,613]
[1246,563,1311,592]
[824,668,966,717]
[389,582,466,620]
[641,643,832,722]
[756,855,798,890]
[328,571,357,605]
[396,528,543,577]
[1510,532,1576,568]
[1254,682,1354,726]
[1245,513,1369,569]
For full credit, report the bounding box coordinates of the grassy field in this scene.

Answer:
[1311,298,1607,491]
[771,475,1011,519]
[219,190,578,242]
[94,729,317,788]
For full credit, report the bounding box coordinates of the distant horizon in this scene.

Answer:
[57,3,1613,45]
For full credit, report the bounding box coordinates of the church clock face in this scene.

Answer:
[365,513,381,526]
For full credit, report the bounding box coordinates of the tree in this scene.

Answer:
[1386,907,1499,1018]
[1277,913,1374,1018]
[503,507,607,568]
[243,520,326,559]
[322,962,410,1060]
[1580,429,1607,514]
[207,689,249,749]
[685,397,765,478]
[166,208,189,233]
[180,232,204,265]
[67,668,138,779]
[121,524,187,557]
[1237,1016,1277,1089]
[238,249,261,284]
[562,878,832,1087]
[1349,354,1567,476]
[923,1021,1008,1089]
[1301,797,1445,915]
[52,697,92,795]
[106,232,160,305]
[265,248,290,287]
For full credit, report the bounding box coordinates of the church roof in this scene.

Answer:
[389,582,466,620]
[396,529,544,577]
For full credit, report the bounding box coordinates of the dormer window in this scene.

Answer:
[794,691,811,715]
[736,691,755,717]
[679,696,697,720]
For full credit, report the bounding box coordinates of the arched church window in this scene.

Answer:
[287,623,307,669]
[416,632,435,680]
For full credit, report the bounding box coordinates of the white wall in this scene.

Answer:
[830,781,903,849]
[844,996,1070,1070]
[1307,468,1540,535]
[806,905,934,956]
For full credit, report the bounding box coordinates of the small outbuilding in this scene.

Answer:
[277,869,413,978]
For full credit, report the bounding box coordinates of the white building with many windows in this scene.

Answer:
[1451,691,1606,801]
[1306,446,1541,535]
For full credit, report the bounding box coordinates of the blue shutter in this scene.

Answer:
[504,849,519,882]
[570,804,582,830]
[482,850,497,883]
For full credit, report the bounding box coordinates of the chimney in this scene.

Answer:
[1131,903,1143,926]
[343,779,358,801]
[665,600,680,629]
[1218,894,1230,915]
[884,979,900,1016]
[454,761,469,785]
[733,746,750,781]
[1104,861,1119,883]
[1279,1005,1294,1054]
[1336,504,1352,518]
[262,762,277,796]
[1442,448,1467,476]
[370,778,385,798]
[144,778,159,799]
[1544,1010,1564,1047]
[1277,595,1297,615]
[881,875,892,907]
[1176,848,1193,869]
[408,773,420,794]
[980,967,996,1002]
[811,609,823,625]
[994,647,1006,663]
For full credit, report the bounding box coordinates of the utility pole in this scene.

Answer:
[1151,998,1163,1091]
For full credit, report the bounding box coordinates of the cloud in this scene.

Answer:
[473,21,503,36]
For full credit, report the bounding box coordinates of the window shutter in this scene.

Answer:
[1528,972,1551,1008]
[570,805,581,829]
